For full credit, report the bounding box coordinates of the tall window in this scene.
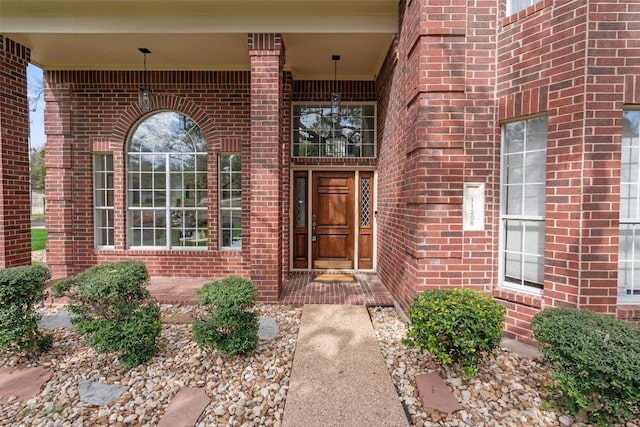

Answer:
[501,116,548,292]
[292,104,376,158]
[619,109,640,302]
[507,0,542,15]
[219,154,241,249]
[94,154,114,247]
[127,112,207,249]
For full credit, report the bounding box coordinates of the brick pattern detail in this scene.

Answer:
[43,69,252,280]
[377,0,496,315]
[0,36,32,268]
[248,33,284,302]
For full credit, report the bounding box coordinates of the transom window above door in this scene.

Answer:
[292,104,376,158]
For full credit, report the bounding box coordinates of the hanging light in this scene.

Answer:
[330,54,341,119]
[138,48,153,112]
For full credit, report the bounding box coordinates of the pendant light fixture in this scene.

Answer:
[330,54,341,119]
[138,48,153,112]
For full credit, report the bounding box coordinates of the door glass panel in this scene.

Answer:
[361,178,371,227]
[296,177,306,227]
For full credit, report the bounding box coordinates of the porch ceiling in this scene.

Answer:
[0,0,398,81]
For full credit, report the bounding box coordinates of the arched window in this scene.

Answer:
[127,111,207,248]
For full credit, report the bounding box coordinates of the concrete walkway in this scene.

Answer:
[283,304,409,427]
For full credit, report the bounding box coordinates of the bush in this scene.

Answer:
[0,265,52,355]
[532,308,640,425]
[51,261,161,370]
[192,277,258,356]
[404,289,505,377]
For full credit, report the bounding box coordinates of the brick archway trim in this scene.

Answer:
[110,94,220,152]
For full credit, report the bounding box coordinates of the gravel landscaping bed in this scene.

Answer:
[1,304,301,427]
[2,304,636,427]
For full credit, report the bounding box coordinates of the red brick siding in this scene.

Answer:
[580,0,640,313]
[44,70,252,281]
[248,33,284,302]
[0,37,32,267]
[377,0,497,313]
[497,1,588,320]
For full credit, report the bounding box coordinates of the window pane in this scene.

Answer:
[504,220,522,252]
[504,252,522,282]
[94,154,114,247]
[620,146,639,183]
[127,112,207,249]
[523,254,544,285]
[501,116,547,291]
[219,153,242,249]
[526,116,548,151]
[524,183,545,216]
[292,103,377,158]
[620,184,638,219]
[504,121,524,154]
[505,153,523,185]
[525,151,546,183]
[620,111,640,297]
[504,185,522,215]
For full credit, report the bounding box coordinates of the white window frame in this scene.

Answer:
[94,153,114,248]
[126,112,208,250]
[618,108,640,304]
[219,153,242,250]
[499,116,548,295]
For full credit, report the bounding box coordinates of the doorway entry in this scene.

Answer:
[292,170,375,270]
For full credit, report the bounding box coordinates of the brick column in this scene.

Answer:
[248,34,284,301]
[0,36,32,268]
[43,73,75,279]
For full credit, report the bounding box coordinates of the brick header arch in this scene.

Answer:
[111,94,220,153]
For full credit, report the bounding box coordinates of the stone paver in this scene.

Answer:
[258,316,279,341]
[0,367,53,404]
[78,378,127,406]
[38,312,73,329]
[157,387,210,427]
[415,372,462,414]
[283,304,409,427]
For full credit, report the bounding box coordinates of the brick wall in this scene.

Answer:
[586,0,640,321]
[495,0,640,338]
[377,0,498,313]
[377,0,639,343]
[248,33,284,302]
[44,70,252,280]
[0,36,32,268]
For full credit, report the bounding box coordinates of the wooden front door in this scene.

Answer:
[312,171,354,269]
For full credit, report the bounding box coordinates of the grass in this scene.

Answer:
[32,228,47,251]
[31,214,45,220]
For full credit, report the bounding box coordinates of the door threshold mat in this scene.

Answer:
[314,273,355,283]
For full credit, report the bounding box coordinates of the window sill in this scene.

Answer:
[617,305,640,321]
[493,287,543,309]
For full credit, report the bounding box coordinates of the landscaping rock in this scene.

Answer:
[78,378,127,406]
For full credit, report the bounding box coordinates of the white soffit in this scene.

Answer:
[1,0,398,80]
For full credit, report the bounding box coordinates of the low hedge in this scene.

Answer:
[192,277,258,357]
[404,288,505,377]
[0,265,52,355]
[52,261,161,370]
[532,308,640,425]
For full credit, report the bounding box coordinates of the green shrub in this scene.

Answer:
[51,261,161,370]
[0,265,52,355]
[532,308,640,425]
[192,277,258,356]
[404,289,505,377]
